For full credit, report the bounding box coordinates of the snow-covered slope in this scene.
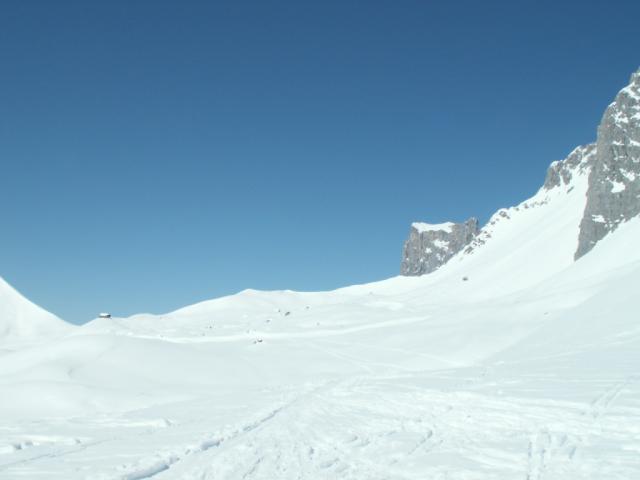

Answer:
[429,143,596,299]
[0,276,71,346]
[1,213,639,478]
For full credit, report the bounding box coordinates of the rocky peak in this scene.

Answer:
[400,218,479,276]
[576,67,640,258]
[543,143,596,190]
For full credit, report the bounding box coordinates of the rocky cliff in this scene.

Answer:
[400,219,479,275]
[576,69,640,258]
[543,143,596,191]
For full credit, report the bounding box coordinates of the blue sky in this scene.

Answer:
[1,0,639,323]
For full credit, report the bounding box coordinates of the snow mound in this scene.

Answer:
[0,276,71,345]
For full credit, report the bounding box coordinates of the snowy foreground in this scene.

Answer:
[1,181,640,478]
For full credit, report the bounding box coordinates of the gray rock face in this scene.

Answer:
[576,68,640,259]
[401,218,479,276]
[543,143,596,191]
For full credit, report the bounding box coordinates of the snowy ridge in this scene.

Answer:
[417,143,596,300]
[403,67,640,276]
[400,143,596,278]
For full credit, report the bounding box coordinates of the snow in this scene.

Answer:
[621,169,637,182]
[411,221,454,233]
[435,167,592,299]
[621,84,640,101]
[1,166,640,478]
[610,180,626,193]
[432,239,449,249]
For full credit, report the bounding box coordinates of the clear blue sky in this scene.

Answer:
[1,0,638,324]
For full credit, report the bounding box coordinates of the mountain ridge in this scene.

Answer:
[401,67,640,275]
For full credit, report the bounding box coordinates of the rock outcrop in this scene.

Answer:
[543,143,596,191]
[576,69,640,258]
[400,219,479,275]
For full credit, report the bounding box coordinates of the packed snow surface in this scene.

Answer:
[1,182,640,478]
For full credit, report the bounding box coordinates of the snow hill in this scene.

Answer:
[0,276,71,346]
[0,70,639,479]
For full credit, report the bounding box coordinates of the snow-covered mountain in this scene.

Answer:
[402,68,640,275]
[0,69,639,479]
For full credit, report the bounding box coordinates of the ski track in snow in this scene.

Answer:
[2,319,640,479]
[3,372,635,480]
